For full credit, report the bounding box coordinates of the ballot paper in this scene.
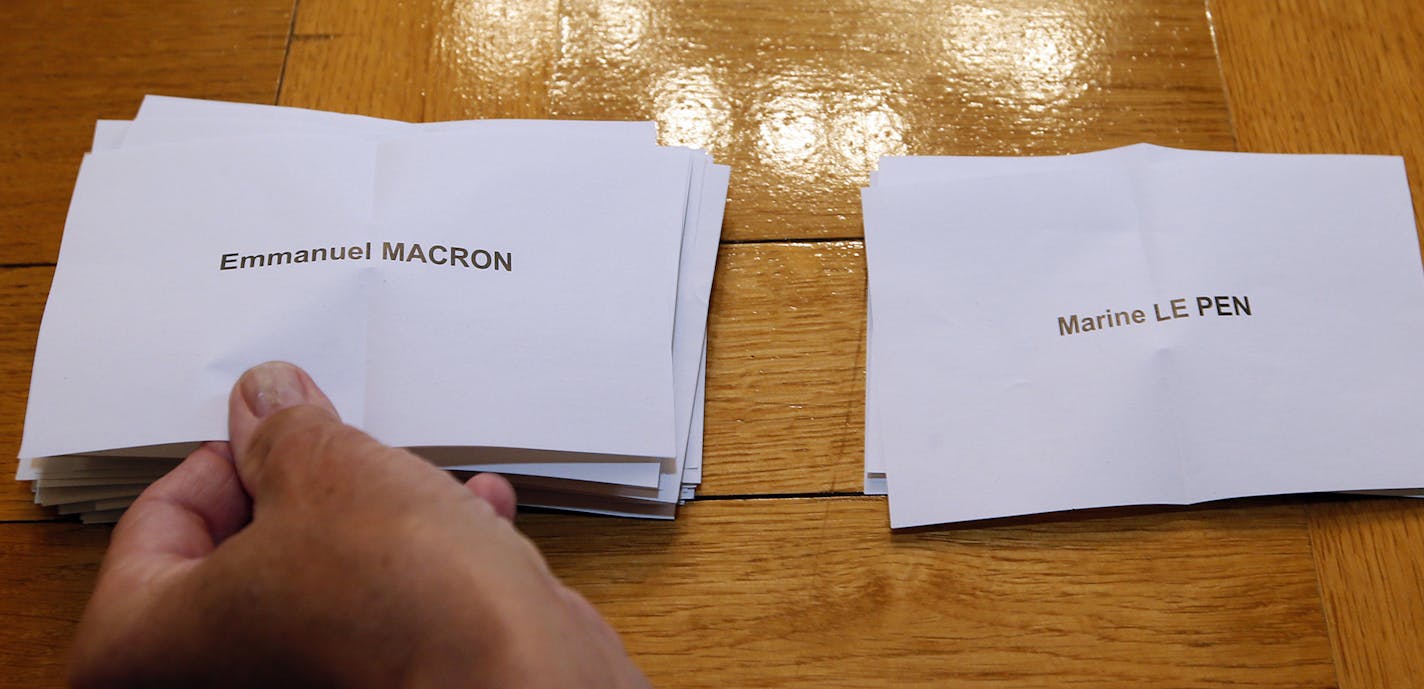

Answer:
[864,144,1424,528]
[21,96,728,522]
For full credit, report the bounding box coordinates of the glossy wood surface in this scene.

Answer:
[280,0,1234,241]
[0,267,53,521]
[3,0,1424,687]
[0,0,293,266]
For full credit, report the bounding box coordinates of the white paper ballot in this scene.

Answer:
[99,97,725,509]
[25,133,683,460]
[865,147,1424,528]
[22,98,727,521]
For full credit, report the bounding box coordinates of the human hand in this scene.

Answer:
[68,361,650,688]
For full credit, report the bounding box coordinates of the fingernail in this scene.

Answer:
[238,362,310,420]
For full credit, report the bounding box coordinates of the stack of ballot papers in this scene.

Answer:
[19,96,729,523]
[863,144,1424,528]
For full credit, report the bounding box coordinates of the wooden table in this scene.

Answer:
[4,1,1424,686]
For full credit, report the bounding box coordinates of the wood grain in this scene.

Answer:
[1211,2,1424,687]
[538,498,1338,686]
[1305,500,1424,689]
[0,523,107,688]
[0,0,293,266]
[0,500,1337,689]
[1211,0,1424,258]
[9,0,1422,686]
[0,267,59,521]
[283,0,1234,241]
[703,242,866,495]
[533,498,1335,687]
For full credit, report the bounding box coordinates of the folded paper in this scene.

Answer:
[865,145,1424,527]
[21,96,729,521]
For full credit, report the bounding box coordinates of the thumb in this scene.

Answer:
[228,361,343,502]
[229,361,340,447]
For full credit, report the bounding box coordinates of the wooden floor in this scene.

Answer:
[3,0,1424,686]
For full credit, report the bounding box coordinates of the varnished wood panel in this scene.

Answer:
[0,0,294,266]
[0,500,1336,689]
[1211,0,1424,258]
[283,0,1233,241]
[703,242,865,495]
[0,267,57,521]
[531,499,1335,687]
[0,523,106,688]
[11,0,1415,685]
[280,0,559,122]
[1305,500,1424,689]
[1211,3,1424,687]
